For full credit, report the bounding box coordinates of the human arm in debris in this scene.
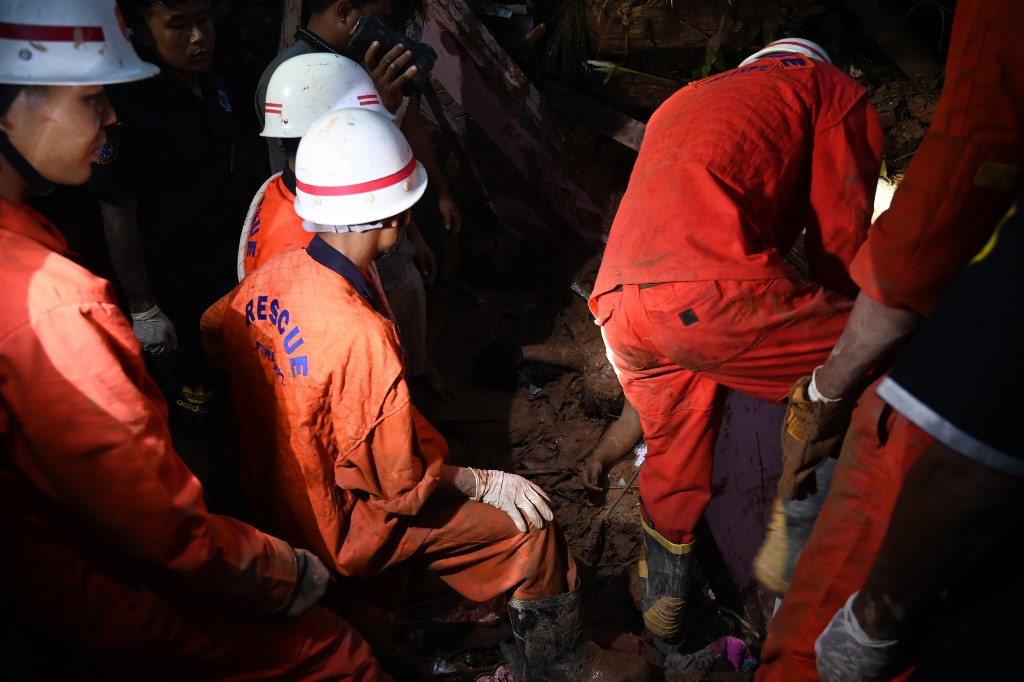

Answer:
[582,399,642,493]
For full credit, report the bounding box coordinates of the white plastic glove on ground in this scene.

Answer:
[470,468,553,533]
[816,591,901,682]
[131,305,177,356]
[284,548,331,617]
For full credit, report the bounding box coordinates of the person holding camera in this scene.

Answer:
[256,0,461,401]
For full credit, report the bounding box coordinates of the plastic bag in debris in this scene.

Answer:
[664,635,757,680]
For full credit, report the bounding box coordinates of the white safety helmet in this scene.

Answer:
[262,53,393,138]
[0,0,158,85]
[739,38,832,68]
[294,108,427,229]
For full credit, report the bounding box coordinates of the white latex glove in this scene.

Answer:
[470,468,554,533]
[131,305,177,356]
[284,548,332,618]
[816,591,901,682]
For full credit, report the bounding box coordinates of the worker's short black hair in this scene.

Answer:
[118,0,209,26]
[304,0,423,25]
[304,0,341,16]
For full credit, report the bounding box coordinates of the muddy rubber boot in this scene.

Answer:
[639,521,693,641]
[753,457,837,593]
[507,589,649,681]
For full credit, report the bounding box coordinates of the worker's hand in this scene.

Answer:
[581,455,607,493]
[283,548,332,618]
[411,232,437,285]
[816,592,900,682]
[130,305,177,356]
[438,195,462,235]
[778,369,852,500]
[470,468,554,533]
[364,41,415,114]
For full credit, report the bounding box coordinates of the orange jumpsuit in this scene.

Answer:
[203,237,573,602]
[242,172,300,276]
[590,55,883,545]
[757,1,1024,679]
[0,199,383,679]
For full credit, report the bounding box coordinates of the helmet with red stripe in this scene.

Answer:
[0,1,157,194]
[0,1,157,85]
[261,53,392,139]
[294,108,427,230]
[739,38,832,68]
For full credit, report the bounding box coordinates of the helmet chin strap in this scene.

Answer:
[0,133,55,196]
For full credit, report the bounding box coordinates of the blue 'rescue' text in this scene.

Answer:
[246,199,263,260]
[246,295,309,382]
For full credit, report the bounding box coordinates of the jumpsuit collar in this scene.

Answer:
[306,234,378,307]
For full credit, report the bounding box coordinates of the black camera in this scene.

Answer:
[347,13,437,96]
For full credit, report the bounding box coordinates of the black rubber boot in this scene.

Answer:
[639,520,693,641]
[507,588,648,681]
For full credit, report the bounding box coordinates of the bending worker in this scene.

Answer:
[202,108,648,681]
[0,2,383,678]
[758,0,1024,678]
[589,38,883,641]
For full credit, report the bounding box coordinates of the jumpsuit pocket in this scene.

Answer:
[640,281,766,372]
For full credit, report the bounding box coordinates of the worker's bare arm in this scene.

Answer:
[812,291,921,400]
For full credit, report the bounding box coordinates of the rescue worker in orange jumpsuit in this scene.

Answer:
[588,38,884,641]
[814,196,1024,681]
[757,1,1024,678]
[0,2,385,679]
[203,108,650,681]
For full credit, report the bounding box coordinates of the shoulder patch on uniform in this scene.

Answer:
[770,54,815,70]
[93,120,123,165]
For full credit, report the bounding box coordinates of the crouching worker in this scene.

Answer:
[0,2,384,679]
[203,108,648,682]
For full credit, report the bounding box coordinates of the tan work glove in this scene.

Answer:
[470,468,554,533]
[778,370,853,500]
